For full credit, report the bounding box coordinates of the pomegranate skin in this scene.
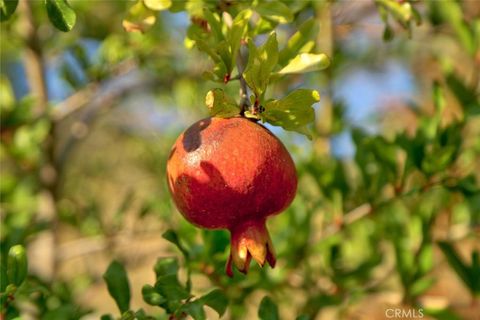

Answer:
[166,116,297,275]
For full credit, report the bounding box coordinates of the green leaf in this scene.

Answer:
[430,1,475,55]
[120,310,135,320]
[0,0,18,22]
[142,284,166,306]
[472,251,480,293]
[243,32,278,96]
[0,75,15,113]
[255,1,293,24]
[279,18,317,65]
[45,0,76,32]
[228,9,252,60]
[152,258,188,302]
[192,39,230,81]
[383,24,394,41]
[418,244,434,274]
[143,0,171,11]
[217,40,233,76]
[262,89,320,138]
[423,308,463,320]
[225,10,251,76]
[296,315,310,320]
[205,89,240,118]
[7,245,28,287]
[178,300,206,320]
[203,8,224,41]
[134,309,154,320]
[449,175,479,196]
[0,257,7,292]
[432,81,446,113]
[199,289,228,317]
[155,274,190,301]
[153,257,179,278]
[122,1,156,33]
[277,53,330,75]
[410,277,435,297]
[258,296,279,320]
[194,39,221,63]
[375,0,412,28]
[421,144,457,175]
[438,241,474,292]
[162,230,190,258]
[173,289,227,320]
[103,260,131,314]
[254,16,278,34]
[445,71,480,116]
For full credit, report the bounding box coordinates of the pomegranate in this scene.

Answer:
[166,117,297,276]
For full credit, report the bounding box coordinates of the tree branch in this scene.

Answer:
[20,0,59,280]
[55,71,156,169]
[321,203,372,239]
[20,0,48,116]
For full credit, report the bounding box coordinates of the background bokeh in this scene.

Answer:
[1,1,479,319]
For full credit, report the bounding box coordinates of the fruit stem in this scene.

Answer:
[226,219,276,277]
[236,43,250,115]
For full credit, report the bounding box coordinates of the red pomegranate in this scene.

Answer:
[166,117,297,276]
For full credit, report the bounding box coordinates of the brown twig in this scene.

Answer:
[321,203,373,239]
[55,71,156,168]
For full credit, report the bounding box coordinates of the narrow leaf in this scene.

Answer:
[438,241,473,291]
[255,1,293,24]
[0,256,7,291]
[162,230,190,258]
[205,89,240,118]
[7,245,28,287]
[228,9,252,63]
[203,8,224,41]
[143,0,171,11]
[103,260,131,314]
[472,251,480,293]
[243,32,278,95]
[279,18,317,65]
[0,0,18,21]
[277,53,330,75]
[410,277,435,297]
[432,81,446,113]
[445,71,480,116]
[45,0,76,32]
[254,16,278,34]
[417,244,434,274]
[217,40,233,75]
[258,296,279,320]
[194,39,221,63]
[0,75,15,113]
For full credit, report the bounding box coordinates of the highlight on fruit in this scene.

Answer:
[166,117,297,276]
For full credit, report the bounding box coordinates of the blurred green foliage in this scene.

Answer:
[1,0,480,319]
